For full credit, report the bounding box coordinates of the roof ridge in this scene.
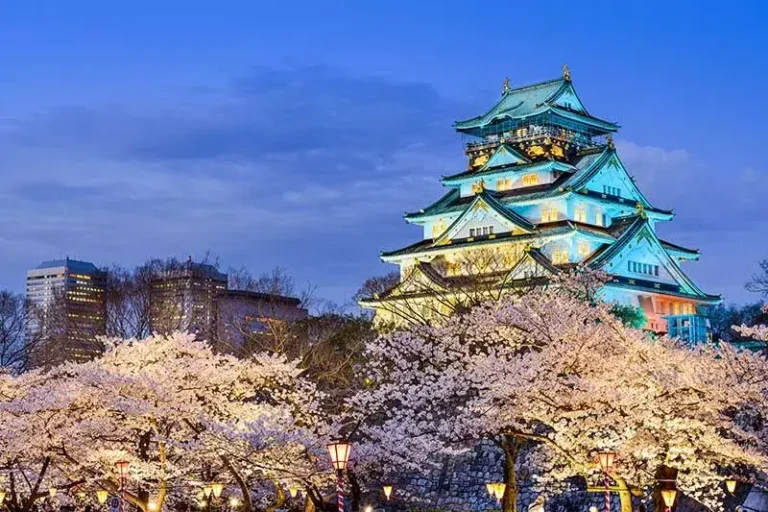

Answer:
[503,77,564,95]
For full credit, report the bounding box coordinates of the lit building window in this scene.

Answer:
[628,261,659,277]
[574,207,587,223]
[522,174,539,186]
[541,207,558,223]
[496,178,512,191]
[603,185,621,196]
[431,219,447,239]
[469,225,494,237]
[577,242,589,256]
[552,250,569,264]
[596,211,604,226]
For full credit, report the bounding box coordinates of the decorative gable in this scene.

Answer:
[433,195,534,246]
[550,83,588,114]
[506,248,558,281]
[574,151,652,207]
[481,144,530,170]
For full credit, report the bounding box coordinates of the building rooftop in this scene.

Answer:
[34,257,99,273]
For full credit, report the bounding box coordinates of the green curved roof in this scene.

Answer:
[454,77,618,134]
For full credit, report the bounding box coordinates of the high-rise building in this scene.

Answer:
[361,68,720,342]
[149,259,228,340]
[26,257,107,365]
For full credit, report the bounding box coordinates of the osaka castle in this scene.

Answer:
[360,67,720,342]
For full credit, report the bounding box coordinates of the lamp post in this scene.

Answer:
[97,490,109,507]
[661,489,677,512]
[115,460,129,512]
[327,441,352,512]
[597,452,617,512]
[725,479,737,494]
[382,485,393,501]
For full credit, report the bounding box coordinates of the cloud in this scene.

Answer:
[0,65,471,303]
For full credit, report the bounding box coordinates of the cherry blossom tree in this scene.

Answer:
[734,304,768,341]
[0,332,327,512]
[351,271,768,512]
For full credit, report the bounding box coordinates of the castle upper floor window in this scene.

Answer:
[552,250,569,264]
[431,220,447,239]
[469,225,493,237]
[541,207,558,223]
[574,207,587,223]
[497,178,512,191]
[596,212,604,226]
[628,261,659,277]
[578,242,590,256]
[603,185,621,197]
[522,174,539,186]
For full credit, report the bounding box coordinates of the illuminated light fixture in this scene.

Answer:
[49,488,57,498]
[661,489,677,510]
[0,491,6,504]
[486,483,495,497]
[726,479,737,494]
[493,483,506,501]
[97,490,109,504]
[288,485,299,499]
[203,486,213,498]
[327,441,352,471]
[363,506,373,512]
[229,498,240,508]
[211,483,223,499]
[382,485,393,500]
[598,452,617,473]
[148,499,159,512]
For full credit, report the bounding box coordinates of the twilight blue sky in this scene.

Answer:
[1,1,767,308]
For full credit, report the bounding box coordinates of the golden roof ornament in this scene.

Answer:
[606,134,615,149]
[636,202,647,218]
[472,179,486,194]
[502,77,511,94]
[562,64,571,81]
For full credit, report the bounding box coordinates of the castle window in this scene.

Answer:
[522,174,539,186]
[603,185,621,197]
[469,225,494,237]
[595,212,604,226]
[431,220,447,239]
[577,242,590,256]
[541,207,558,223]
[574,207,587,223]
[628,261,660,277]
[496,178,512,191]
[552,250,569,264]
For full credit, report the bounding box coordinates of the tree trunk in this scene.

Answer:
[501,435,523,512]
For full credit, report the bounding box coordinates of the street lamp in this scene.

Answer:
[382,485,393,501]
[115,460,130,512]
[211,483,223,499]
[725,479,737,494]
[97,490,109,505]
[148,498,159,512]
[661,489,677,512]
[597,452,617,512]
[0,491,6,504]
[288,485,300,499]
[228,497,240,509]
[48,488,57,498]
[327,441,352,512]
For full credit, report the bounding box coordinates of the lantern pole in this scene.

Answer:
[597,452,616,512]
[327,441,352,512]
[115,461,129,512]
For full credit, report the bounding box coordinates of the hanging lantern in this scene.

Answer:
[288,485,299,499]
[211,483,223,499]
[0,491,6,504]
[661,489,677,509]
[598,452,617,472]
[229,498,240,508]
[203,486,213,498]
[382,485,393,500]
[327,441,352,471]
[726,479,737,494]
[96,490,109,504]
[493,483,506,501]
[486,483,495,497]
[49,488,57,498]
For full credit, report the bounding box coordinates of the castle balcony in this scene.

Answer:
[663,314,711,344]
[464,124,605,154]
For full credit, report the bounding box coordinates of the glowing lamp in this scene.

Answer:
[49,488,57,498]
[0,491,6,504]
[383,485,393,500]
[486,483,495,497]
[97,490,109,504]
[327,441,352,471]
[203,486,213,498]
[211,483,223,499]
[363,506,373,512]
[493,483,506,501]
[288,485,299,498]
[661,489,677,509]
[726,479,737,494]
[148,499,159,512]
[598,452,617,472]
[229,498,240,508]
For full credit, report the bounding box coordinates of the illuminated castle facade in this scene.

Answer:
[361,68,719,342]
